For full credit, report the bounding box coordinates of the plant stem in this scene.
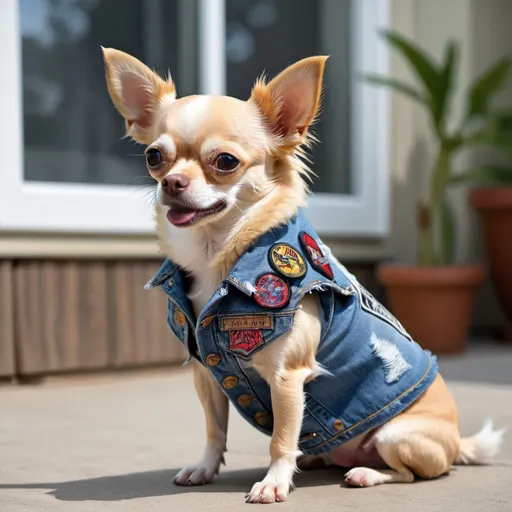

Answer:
[417,202,431,265]
[418,144,452,266]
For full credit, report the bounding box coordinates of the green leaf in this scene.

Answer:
[438,42,459,120]
[449,166,512,185]
[379,30,443,116]
[468,57,512,117]
[361,73,428,105]
[465,130,512,156]
[493,108,512,134]
[439,195,456,265]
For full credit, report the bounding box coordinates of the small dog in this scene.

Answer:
[103,48,504,504]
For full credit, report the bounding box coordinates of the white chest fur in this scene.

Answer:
[157,210,226,317]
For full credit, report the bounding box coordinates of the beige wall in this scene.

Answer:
[387,0,474,264]
[388,0,511,328]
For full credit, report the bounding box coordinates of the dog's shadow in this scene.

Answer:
[0,467,346,502]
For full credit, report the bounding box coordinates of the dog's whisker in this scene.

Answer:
[133,184,157,195]
[126,175,155,186]
[232,201,250,220]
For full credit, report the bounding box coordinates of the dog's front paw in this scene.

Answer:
[245,459,295,503]
[173,453,225,486]
[246,479,290,504]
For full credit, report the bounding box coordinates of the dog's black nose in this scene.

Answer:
[162,174,190,196]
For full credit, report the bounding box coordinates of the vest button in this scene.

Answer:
[222,376,239,389]
[174,310,186,327]
[236,394,253,407]
[254,412,268,426]
[205,354,221,367]
[333,419,344,431]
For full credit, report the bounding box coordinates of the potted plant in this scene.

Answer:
[365,30,512,353]
[454,143,512,341]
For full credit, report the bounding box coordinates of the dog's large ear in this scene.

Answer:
[102,47,176,144]
[250,56,328,145]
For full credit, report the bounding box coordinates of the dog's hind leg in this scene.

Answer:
[173,360,229,486]
[344,432,442,487]
[345,374,460,487]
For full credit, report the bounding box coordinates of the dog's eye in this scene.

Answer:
[146,148,162,168]
[215,153,240,172]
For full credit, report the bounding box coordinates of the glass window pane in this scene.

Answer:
[226,0,352,194]
[20,0,197,186]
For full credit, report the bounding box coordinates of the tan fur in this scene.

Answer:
[211,169,307,277]
[250,56,328,142]
[103,49,503,503]
[103,47,176,144]
[173,361,229,485]
[370,374,461,482]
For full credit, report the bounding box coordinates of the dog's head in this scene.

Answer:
[103,48,327,231]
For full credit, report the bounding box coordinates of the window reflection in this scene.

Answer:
[20,0,196,186]
[226,0,352,194]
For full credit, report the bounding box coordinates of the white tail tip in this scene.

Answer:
[455,418,506,465]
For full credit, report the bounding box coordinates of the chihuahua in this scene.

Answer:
[103,48,504,504]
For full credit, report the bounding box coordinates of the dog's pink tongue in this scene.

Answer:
[166,208,196,226]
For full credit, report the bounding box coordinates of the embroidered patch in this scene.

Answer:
[229,329,264,357]
[253,273,290,308]
[356,283,411,340]
[268,243,307,278]
[299,232,334,279]
[220,315,274,331]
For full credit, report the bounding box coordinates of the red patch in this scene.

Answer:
[229,329,264,358]
[253,273,290,309]
[299,232,334,280]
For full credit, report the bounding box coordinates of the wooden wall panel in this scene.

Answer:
[14,261,44,374]
[0,261,15,377]
[78,262,110,368]
[14,261,110,374]
[108,261,186,367]
[13,260,185,375]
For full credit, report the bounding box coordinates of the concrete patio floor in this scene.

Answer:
[1,345,512,511]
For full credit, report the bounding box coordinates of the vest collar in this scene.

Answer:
[144,258,178,290]
[145,209,307,307]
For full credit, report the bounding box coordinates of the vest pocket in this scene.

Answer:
[214,312,296,359]
[302,392,346,438]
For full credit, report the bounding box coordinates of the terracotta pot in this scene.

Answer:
[469,187,512,328]
[377,264,486,354]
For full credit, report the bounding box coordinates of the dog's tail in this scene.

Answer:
[454,418,505,465]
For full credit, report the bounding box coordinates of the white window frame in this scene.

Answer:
[0,0,389,236]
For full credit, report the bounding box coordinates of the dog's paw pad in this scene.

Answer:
[344,467,380,488]
[173,463,219,486]
[246,481,289,504]
[173,452,225,486]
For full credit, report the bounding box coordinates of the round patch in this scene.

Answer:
[253,273,290,309]
[299,232,334,280]
[268,243,307,278]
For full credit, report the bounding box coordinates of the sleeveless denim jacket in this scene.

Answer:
[146,210,438,455]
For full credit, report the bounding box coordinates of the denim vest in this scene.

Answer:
[146,210,438,455]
